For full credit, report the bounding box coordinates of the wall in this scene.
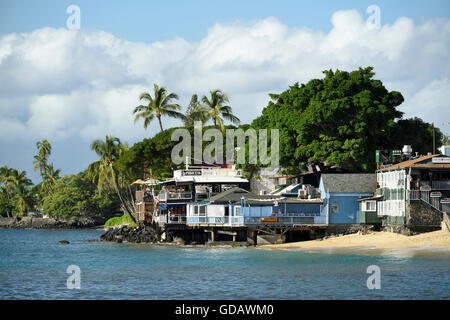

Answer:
[406,202,442,229]
[359,203,382,224]
[323,193,371,224]
[273,202,321,215]
[249,166,281,195]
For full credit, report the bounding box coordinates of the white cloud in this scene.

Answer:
[0,10,449,178]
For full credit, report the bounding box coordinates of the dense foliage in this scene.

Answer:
[104,214,137,228]
[41,172,119,218]
[0,166,35,217]
[252,67,410,172]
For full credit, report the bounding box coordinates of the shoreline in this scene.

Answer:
[0,216,105,230]
[258,230,450,258]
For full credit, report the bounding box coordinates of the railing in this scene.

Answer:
[186,215,327,226]
[174,168,243,178]
[432,181,450,190]
[195,192,218,201]
[409,190,450,213]
[408,190,420,200]
[155,214,186,224]
[186,216,244,226]
[158,191,192,202]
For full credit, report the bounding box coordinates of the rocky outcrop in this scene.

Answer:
[0,216,105,229]
[99,225,159,243]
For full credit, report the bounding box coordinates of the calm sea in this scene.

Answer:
[0,229,449,300]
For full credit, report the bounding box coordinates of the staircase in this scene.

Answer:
[408,190,450,230]
[442,212,450,232]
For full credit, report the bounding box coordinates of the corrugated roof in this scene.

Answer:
[321,174,376,194]
[378,154,438,171]
[206,187,286,204]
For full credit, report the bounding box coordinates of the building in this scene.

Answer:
[358,194,383,227]
[319,174,377,224]
[376,154,450,232]
[186,187,325,228]
[439,145,450,157]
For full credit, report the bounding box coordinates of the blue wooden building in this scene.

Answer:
[319,174,376,224]
[187,187,325,227]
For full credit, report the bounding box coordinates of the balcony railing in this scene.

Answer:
[408,190,450,213]
[432,181,450,190]
[186,214,327,226]
[158,191,192,202]
[186,216,244,226]
[155,214,187,224]
[195,192,219,201]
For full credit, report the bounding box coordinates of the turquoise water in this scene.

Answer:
[0,229,449,299]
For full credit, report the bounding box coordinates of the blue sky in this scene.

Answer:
[2,0,450,41]
[0,0,449,183]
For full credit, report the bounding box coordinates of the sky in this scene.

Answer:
[1,0,450,183]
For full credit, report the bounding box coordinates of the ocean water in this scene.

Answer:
[0,229,449,300]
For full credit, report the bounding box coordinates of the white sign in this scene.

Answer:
[432,157,450,164]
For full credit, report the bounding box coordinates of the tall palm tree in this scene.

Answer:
[88,136,135,223]
[199,89,240,132]
[46,163,61,194]
[36,139,52,160]
[133,84,186,132]
[33,139,57,196]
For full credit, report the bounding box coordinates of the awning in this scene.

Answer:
[130,179,145,186]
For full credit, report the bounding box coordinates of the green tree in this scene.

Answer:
[442,134,449,146]
[133,84,186,132]
[41,172,119,218]
[183,94,209,126]
[33,139,61,196]
[198,89,240,132]
[386,118,443,155]
[1,167,34,216]
[252,67,404,172]
[88,136,136,223]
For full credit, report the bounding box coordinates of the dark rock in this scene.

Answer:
[58,240,70,244]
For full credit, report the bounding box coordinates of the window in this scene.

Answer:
[330,203,339,214]
[364,201,376,212]
[234,206,241,216]
[194,205,206,216]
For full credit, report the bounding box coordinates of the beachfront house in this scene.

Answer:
[186,187,325,228]
[319,174,377,224]
[376,154,450,232]
[358,194,383,227]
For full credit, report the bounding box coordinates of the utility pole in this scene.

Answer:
[432,122,435,154]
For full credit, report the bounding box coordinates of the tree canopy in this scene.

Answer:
[251,67,405,172]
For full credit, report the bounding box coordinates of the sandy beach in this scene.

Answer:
[260,230,450,258]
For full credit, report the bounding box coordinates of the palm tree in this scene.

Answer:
[36,139,52,160]
[46,163,61,194]
[88,136,136,223]
[0,166,14,217]
[133,84,186,132]
[4,168,33,216]
[199,89,240,132]
[443,135,449,145]
[33,139,57,196]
